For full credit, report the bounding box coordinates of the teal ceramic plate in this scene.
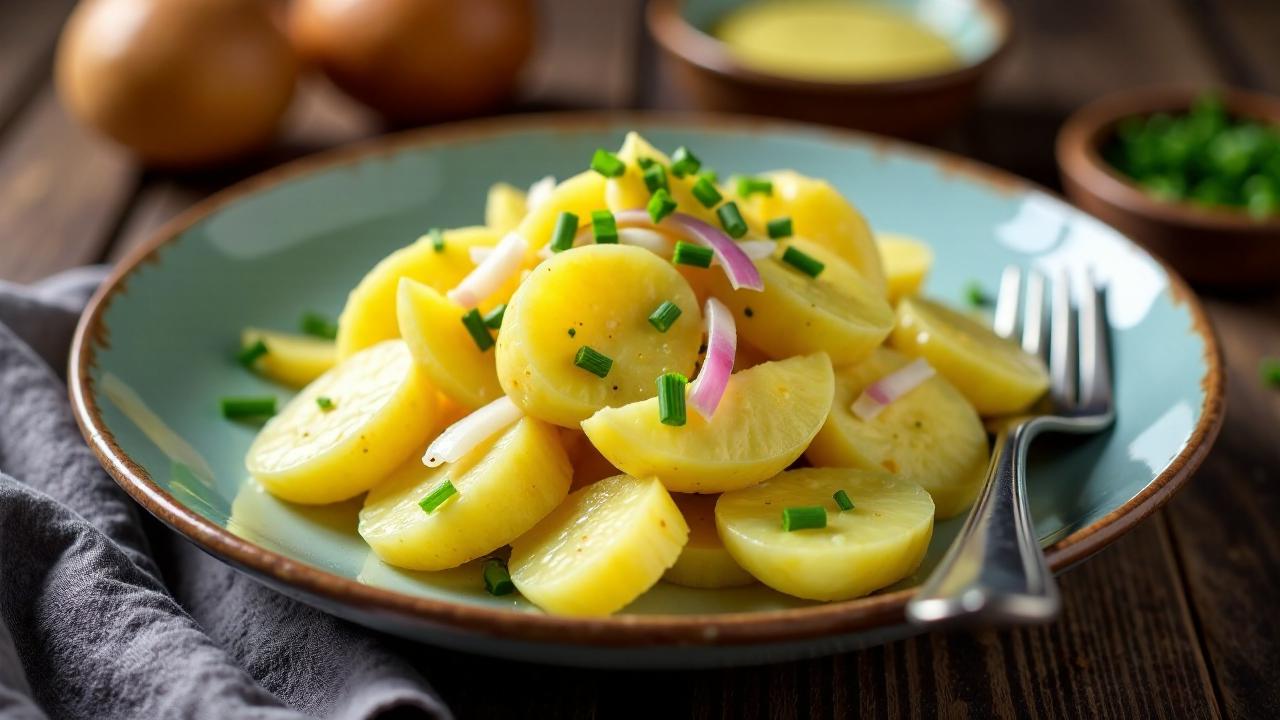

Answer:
[70,115,1223,668]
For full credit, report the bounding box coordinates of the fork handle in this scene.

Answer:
[905,420,1060,627]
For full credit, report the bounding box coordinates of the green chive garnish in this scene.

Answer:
[300,312,338,340]
[657,372,688,426]
[717,202,748,238]
[483,304,506,329]
[221,396,276,420]
[418,480,457,514]
[736,176,773,197]
[550,211,578,253]
[591,209,618,244]
[698,169,719,184]
[781,246,824,277]
[637,156,657,170]
[482,557,515,596]
[964,281,991,307]
[316,396,335,411]
[648,300,682,332]
[428,227,445,252]
[833,490,854,511]
[782,506,827,531]
[590,148,625,178]
[670,147,701,177]
[237,339,268,367]
[568,328,576,338]
[767,217,793,239]
[461,309,494,351]
[691,176,723,208]
[647,188,677,224]
[673,241,713,268]
[643,163,668,193]
[574,346,613,378]
[1262,358,1280,388]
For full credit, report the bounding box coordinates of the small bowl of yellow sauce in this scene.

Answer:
[648,0,1010,137]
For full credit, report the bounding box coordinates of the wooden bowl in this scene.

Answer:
[1057,86,1280,290]
[646,0,1011,139]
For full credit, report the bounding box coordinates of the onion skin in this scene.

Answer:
[56,0,297,167]
[289,0,535,124]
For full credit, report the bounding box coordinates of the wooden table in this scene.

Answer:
[3,1,1277,716]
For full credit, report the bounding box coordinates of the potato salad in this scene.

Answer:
[229,133,1051,616]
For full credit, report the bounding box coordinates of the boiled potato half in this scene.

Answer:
[397,278,503,410]
[514,170,607,254]
[664,493,755,589]
[876,233,934,303]
[241,327,335,388]
[485,181,527,234]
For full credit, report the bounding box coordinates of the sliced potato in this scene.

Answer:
[397,278,502,410]
[241,327,335,388]
[497,244,702,427]
[605,132,719,224]
[514,170,607,254]
[876,233,934,303]
[664,493,755,589]
[890,297,1050,415]
[717,468,934,601]
[359,417,572,571]
[510,474,688,616]
[246,340,439,504]
[485,182,527,234]
[581,354,834,493]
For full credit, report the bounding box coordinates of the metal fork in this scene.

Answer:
[905,266,1116,627]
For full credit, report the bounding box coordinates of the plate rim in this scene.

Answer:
[68,111,1226,648]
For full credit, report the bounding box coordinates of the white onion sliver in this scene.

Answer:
[617,227,675,255]
[447,231,527,307]
[423,397,523,467]
[736,240,775,260]
[688,297,737,419]
[851,359,936,421]
[615,210,764,292]
[526,175,556,212]
[469,246,493,264]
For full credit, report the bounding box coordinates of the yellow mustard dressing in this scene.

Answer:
[715,1,961,82]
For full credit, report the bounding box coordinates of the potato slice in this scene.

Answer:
[359,417,571,571]
[707,254,894,365]
[717,468,934,601]
[806,347,988,518]
[890,297,1050,415]
[496,244,702,427]
[509,474,688,616]
[514,170,607,254]
[246,340,439,504]
[664,493,755,589]
[241,327,335,388]
[485,182,527,234]
[396,278,502,410]
[876,233,934,303]
[605,132,718,224]
[581,354,834,493]
[336,226,507,359]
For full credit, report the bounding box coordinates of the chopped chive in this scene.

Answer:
[300,312,338,340]
[781,246,824,278]
[574,346,613,378]
[590,148,625,178]
[782,506,827,531]
[316,396,335,411]
[637,156,657,170]
[833,490,854,511]
[736,176,774,197]
[482,557,516,596]
[716,202,748,238]
[673,241,713,268]
[221,396,276,420]
[237,339,268,367]
[550,211,579,253]
[691,176,723,208]
[1262,358,1280,388]
[428,227,445,252]
[670,146,701,177]
[647,188,677,224]
[647,300,682,332]
[643,163,668,193]
[698,169,719,185]
[767,217,793,239]
[461,309,494,351]
[591,209,618,244]
[964,281,991,307]
[657,372,688,426]
[483,304,506,329]
[568,328,576,337]
[418,480,458,514]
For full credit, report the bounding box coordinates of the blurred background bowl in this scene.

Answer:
[647,0,1011,139]
[1057,86,1280,290]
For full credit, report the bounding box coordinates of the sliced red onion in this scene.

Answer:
[615,210,764,292]
[688,297,737,419]
[736,240,775,260]
[526,175,556,212]
[851,359,936,421]
[543,226,676,258]
[423,396,523,467]
[448,231,527,307]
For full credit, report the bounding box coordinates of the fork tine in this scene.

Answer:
[1077,271,1113,410]
[1021,270,1048,361]
[993,266,1022,339]
[1050,269,1078,407]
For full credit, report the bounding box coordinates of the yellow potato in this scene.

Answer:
[336,227,505,359]
[707,254,894,365]
[359,417,571,571]
[581,354,834,493]
[510,474,688,616]
[246,340,440,504]
[805,347,988,518]
[240,327,335,388]
[397,278,502,410]
[497,244,702,427]
[717,468,934,601]
[890,297,1050,416]
[514,170,607,253]
[876,233,934,302]
[485,181,527,234]
[605,132,719,224]
[664,493,755,589]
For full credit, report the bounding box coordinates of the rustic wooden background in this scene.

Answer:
[1,0,1277,717]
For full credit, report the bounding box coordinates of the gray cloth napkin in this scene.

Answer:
[0,268,451,720]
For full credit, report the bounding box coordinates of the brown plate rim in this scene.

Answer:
[68,111,1225,649]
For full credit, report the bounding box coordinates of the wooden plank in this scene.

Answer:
[0,0,76,130]
[1181,0,1280,92]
